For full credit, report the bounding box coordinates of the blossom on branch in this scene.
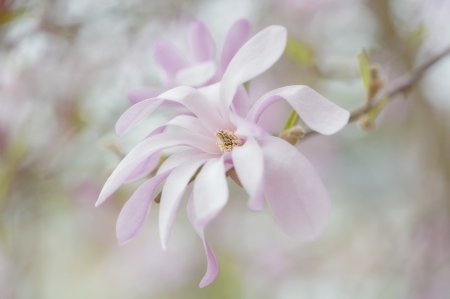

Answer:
[97,25,350,287]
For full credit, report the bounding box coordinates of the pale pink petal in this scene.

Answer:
[220,19,251,74]
[193,156,228,228]
[115,98,164,136]
[187,20,216,63]
[231,85,251,117]
[232,136,265,211]
[154,39,188,76]
[259,135,331,241]
[198,82,221,112]
[246,86,350,135]
[123,151,161,184]
[186,193,218,288]
[157,148,204,174]
[175,61,216,87]
[158,86,231,131]
[159,154,213,249]
[166,115,212,137]
[96,132,220,206]
[127,87,165,104]
[116,170,172,245]
[231,113,268,139]
[220,26,287,117]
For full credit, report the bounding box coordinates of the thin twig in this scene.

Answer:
[303,45,450,138]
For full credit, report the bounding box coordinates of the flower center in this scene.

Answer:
[215,130,242,153]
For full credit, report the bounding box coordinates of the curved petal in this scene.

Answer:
[231,85,251,117]
[115,98,164,136]
[187,20,216,63]
[231,113,268,139]
[123,150,161,184]
[96,132,220,206]
[232,136,265,211]
[193,156,228,228]
[116,170,172,245]
[186,193,218,288]
[159,154,213,249]
[157,148,204,174]
[220,26,287,117]
[158,86,232,131]
[258,135,331,241]
[198,82,221,112]
[154,39,188,76]
[127,87,165,104]
[246,86,350,135]
[220,19,251,74]
[166,114,212,137]
[175,61,216,87]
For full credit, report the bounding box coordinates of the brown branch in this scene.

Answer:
[303,45,450,139]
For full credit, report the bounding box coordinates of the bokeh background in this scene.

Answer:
[2,0,450,298]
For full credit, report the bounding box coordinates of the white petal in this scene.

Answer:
[259,135,331,241]
[175,61,216,87]
[247,86,350,135]
[220,26,287,117]
[115,98,164,136]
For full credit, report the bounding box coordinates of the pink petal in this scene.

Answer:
[154,39,188,76]
[159,154,213,249]
[220,26,287,117]
[115,98,164,136]
[231,113,268,139]
[231,85,251,117]
[123,151,161,184]
[193,156,228,228]
[220,19,251,74]
[158,86,231,131]
[126,87,165,104]
[116,170,172,245]
[232,136,265,211]
[186,193,218,288]
[96,132,220,206]
[157,148,204,174]
[258,135,331,241]
[246,86,350,135]
[166,114,212,137]
[187,20,216,63]
[175,61,217,87]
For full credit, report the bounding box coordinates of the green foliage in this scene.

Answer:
[285,38,316,66]
[358,50,371,89]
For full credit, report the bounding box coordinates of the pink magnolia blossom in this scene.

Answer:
[97,25,350,287]
[127,19,251,104]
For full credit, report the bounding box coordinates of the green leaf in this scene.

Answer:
[285,38,316,66]
[358,50,371,89]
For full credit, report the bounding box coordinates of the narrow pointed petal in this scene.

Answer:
[193,157,228,228]
[154,39,188,76]
[157,148,204,174]
[116,170,172,245]
[187,20,216,63]
[231,113,268,139]
[166,114,212,137]
[158,86,231,131]
[96,132,220,206]
[127,87,165,104]
[247,86,350,135]
[123,151,161,184]
[175,61,216,87]
[220,26,287,117]
[186,194,218,288]
[115,98,164,136]
[259,135,331,241]
[220,19,251,74]
[232,136,265,211]
[231,85,251,117]
[159,154,213,249]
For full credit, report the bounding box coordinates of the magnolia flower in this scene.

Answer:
[97,25,350,287]
[127,19,251,104]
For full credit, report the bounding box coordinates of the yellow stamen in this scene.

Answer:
[215,130,242,153]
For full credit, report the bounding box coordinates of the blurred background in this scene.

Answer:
[1,0,450,298]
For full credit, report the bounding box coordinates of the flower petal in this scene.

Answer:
[123,150,161,184]
[115,98,164,136]
[186,193,218,288]
[126,87,165,104]
[193,156,228,228]
[232,136,265,211]
[116,170,172,245]
[246,86,350,135]
[187,20,216,63]
[231,85,251,117]
[259,135,331,241]
[175,61,216,87]
[157,148,204,174]
[96,132,220,206]
[159,154,213,249]
[154,39,188,76]
[220,19,251,74]
[220,26,287,117]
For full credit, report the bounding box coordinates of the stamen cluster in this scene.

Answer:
[215,130,242,153]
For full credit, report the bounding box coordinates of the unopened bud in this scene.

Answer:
[278,125,306,145]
